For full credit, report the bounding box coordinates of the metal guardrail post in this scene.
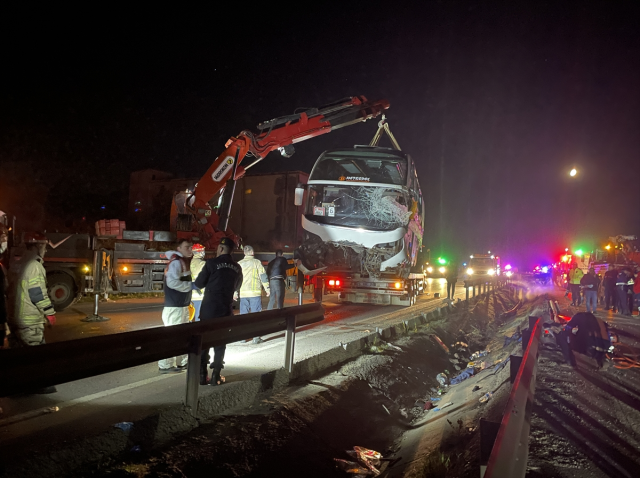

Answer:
[283,314,296,373]
[466,285,470,301]
[473,285,477,297]
[185,334,202,414]
[298,287,303,306]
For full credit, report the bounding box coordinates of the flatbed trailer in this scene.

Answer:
[17,230,176,311]
[321,272,425,306]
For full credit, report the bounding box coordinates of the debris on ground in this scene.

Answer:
[503,330,522,346]
[113,422,134,432]
[75,288,527,478]
[479,392,493,403]
[335,446,383,476]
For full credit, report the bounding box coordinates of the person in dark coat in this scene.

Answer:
[616,270,631,316]
[266,250,295,310]
[580,268,600,313]
[445,262,458,300]
[564,312,611,368]
[554,312,611,368]
[603,265,618,311]
[194,237,243,386]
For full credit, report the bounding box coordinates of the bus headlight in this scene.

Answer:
[438,267,446,274]
[488,269,495,275]
[426,266,433,273]
[506,271,513,277]
[467,268,474,275]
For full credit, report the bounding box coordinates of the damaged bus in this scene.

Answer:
[295,146,425,305]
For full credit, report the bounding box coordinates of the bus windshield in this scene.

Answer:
[309,151,407,186]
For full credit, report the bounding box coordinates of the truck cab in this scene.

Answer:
[466,253,500,278]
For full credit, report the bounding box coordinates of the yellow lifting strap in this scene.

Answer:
[369,114,401,151]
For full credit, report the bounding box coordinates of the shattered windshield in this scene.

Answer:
[305,185,412,231]
[309,151,407,185]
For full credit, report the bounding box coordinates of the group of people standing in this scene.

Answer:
[159,239,294,386]
[566,262,639,316]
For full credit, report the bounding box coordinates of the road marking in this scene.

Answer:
[0,373,180,427]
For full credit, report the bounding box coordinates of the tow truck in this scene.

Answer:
[170,96,390,249]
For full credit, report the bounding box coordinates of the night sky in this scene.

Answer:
[1,1,639,268]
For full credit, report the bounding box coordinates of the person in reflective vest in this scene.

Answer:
[190,243,206,321]
[237,245,270,344]
[568,263,584,307]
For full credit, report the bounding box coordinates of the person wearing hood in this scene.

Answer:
[7,232,57,393]
[157,239,193,373]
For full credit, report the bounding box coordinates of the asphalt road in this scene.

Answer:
[0,279,466,442]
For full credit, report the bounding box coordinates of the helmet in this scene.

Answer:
[192,243,205,253]
[24,232,48,244]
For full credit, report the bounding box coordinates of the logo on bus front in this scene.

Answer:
[339,176,370,182]
[212,156,235,182]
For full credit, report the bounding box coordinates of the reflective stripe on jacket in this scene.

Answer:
[9,251,55,327]
[191,256,206,300]
[238,256,270,298]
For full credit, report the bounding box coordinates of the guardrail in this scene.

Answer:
[0,303,325,413]
[481,316,541,478]
[463,277,513,301]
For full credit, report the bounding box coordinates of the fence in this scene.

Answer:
[481,316,541,477]
[0,303,324,413]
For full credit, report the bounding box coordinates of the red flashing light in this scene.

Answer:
[329,279,335,286]
[335,280,340,286]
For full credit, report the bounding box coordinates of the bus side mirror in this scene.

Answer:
[294,184,305,206]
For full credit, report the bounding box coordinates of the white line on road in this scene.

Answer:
[0,372,179,427]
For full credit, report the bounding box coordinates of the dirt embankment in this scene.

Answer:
[78,289,534,478]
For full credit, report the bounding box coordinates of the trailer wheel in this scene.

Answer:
[47,273,77,311]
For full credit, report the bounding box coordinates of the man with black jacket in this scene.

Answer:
[266,250,294,310]
[194,237,243,386]
[580,268,600,313]
[603,265,618,311]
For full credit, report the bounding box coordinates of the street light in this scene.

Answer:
[569,168,577,177]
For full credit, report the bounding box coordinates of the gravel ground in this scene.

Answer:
[526,295,640,478]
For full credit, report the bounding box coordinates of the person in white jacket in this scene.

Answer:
[158,240,193,373]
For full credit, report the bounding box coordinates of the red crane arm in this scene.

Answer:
[175,96,390,248]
